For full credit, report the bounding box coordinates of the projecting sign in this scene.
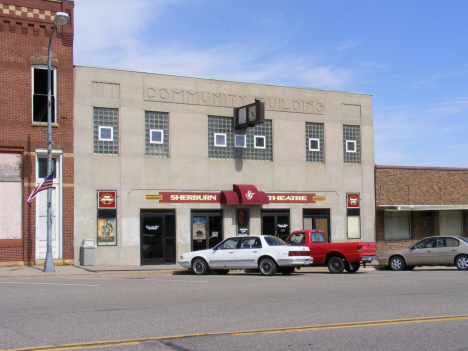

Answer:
[234,100,265,129]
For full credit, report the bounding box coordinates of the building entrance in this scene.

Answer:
[303,209,330,242]
[191,210,223,251]
[261,210,290,240]
[140,210,175,265]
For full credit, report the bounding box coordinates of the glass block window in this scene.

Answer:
[306,123,324,163]
[343,125,360,164]
[94,107,119,155]
[145,111,169,157]
[208,116,272,161]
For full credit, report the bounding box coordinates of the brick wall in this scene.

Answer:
[0,0,74,265]
[375,166,468,254]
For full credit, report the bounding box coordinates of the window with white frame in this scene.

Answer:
[346,140,356,153]
[32,66,56,123]
[150,129,164,144]
[99,126,113,141]
[94,107,119,155]
[384,211,411,240]
[343,125,360,164]
[235,134,246,148]
[214,133,227,147]
[306,123,324,163]
[309,138,320,151]
[145,111,169,157]
[254,135,266,149]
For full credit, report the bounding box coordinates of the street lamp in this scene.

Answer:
[44,11,69,273]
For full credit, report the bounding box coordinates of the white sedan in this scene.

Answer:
[178,235,314,275]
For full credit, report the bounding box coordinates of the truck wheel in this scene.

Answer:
[389,256,405,271]
[259,257,277,276]
[328,256,345,274]
[192,258,208,275]
[344,261,360,273]
[279,267,295,275]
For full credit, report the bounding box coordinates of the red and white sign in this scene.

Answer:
[98,191,117,209]
[159,192,220,203]
[347,193,360,208]
[267,193,316,203]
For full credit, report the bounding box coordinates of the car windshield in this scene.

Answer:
[459,237,468,244]
[264,236,287,246]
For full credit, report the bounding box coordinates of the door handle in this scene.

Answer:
[229,251,234,254]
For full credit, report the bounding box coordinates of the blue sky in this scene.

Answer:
[74,1,468,167]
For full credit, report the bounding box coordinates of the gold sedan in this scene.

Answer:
[378,236,468,271]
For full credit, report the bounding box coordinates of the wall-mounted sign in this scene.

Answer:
[98,191,117,209]
[151,191,324,204]
[267,193,317,203]
[234,100,265,129]
[347,193,360,208]
[237,209,249,235]
[159,192,219,203]
[97,190,117,246]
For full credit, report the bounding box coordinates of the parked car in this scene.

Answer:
[178,235,314,275]
[284,230,378,273]
[378,236,468,271]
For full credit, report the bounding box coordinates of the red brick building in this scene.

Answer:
[0,0,74,265]
[375,166,468,254]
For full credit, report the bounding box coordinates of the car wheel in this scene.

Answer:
[328,256,345,274]
[279,267,295,275]
[192,258,208,275]
[259,257,277,276]
[389,256,405,271]
[344,261,360,273]
[455,255,468,270]
[215,269,229,275]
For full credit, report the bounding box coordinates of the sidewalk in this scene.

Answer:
[0,263,382,281]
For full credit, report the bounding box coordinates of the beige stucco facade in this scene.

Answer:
[74,66,375,266]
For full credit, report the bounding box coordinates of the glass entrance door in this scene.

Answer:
[191,210,223,251]
[261,210,290,240]
[140,210,175,265]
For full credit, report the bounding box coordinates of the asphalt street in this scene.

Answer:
[0,268,467,351]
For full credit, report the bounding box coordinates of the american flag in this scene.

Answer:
[26,170,54,203]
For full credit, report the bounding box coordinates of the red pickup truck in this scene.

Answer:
[285,230,378,273]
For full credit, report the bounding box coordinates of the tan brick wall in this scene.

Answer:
[375,166,468,254]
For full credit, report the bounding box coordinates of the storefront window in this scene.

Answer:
[191,210,223,251]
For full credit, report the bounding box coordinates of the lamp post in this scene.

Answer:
[44,11,69,273]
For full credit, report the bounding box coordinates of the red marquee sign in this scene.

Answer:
[98,191,117,209]
[347,193,360,208]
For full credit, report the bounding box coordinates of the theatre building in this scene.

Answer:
[0,0,74,266]
[74,66,375,265]
[375,166,468,254]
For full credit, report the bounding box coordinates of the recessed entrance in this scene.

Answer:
[261,209,290,241]
[140,210,175,265]
[303,209,330,242]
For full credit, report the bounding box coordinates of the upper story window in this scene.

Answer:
[306,122,324,163]
[208,116,272,161]
[32,66,56,123]
[94,107,119,155]
[343,125,360,164]
[145,111,169,157]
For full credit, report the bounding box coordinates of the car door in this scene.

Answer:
[209,237,241,269]
[236,237,262,269]
[433,237,459,265]
[405,237,436,265]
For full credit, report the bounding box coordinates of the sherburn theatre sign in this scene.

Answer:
[146,191,325,204]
